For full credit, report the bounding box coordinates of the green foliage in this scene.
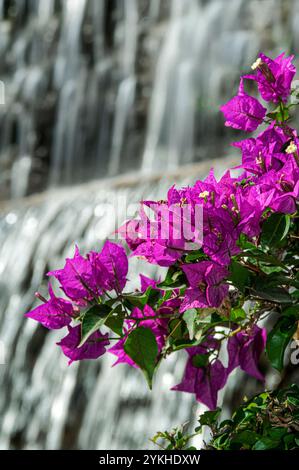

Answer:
[266,103,290,123]
[123,286,162,308]
[79,304,112,347]
[153,386,299,450]
[152,425,197,450]
[206,385,299,450]
[266,315,297,371]
[261,213,291,248]
[124,327,158,388]
[229,260,252,292]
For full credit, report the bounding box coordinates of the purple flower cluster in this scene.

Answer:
[26,241,128,363]
[172,325,267,410]
[26,52,299,410]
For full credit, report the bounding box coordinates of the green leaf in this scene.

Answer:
[282,305,299,319]
[287,395,299,407]
[198,408,221,428]
[124,327,158,389]
[146,287,161,307]
[266,104,289,123]
[251,286,292,304]
[253,437,280,450]
[184,250,206,263]
[259,265,284,274]
[170,338,202,351]
[230,430,259,447]
[80,304,112,347]
[157,266,185,289]
[230,307,246,321]
[261,213,291,247]
[284,434,296,449]
[266,316,297,371]
[168,318,185,341]
[183,309,197,339]
[229,260,251,292]
[105,315,124,336]
[123,286,162,309]
[122,291,148,309]
[268,427,287,441]
[258,273,299,289]
[238,239,287,268]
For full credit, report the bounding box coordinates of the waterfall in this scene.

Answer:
[142,0,294,172]
[0,0,295,199]
[0,170,205,450]
[0,0,297,450]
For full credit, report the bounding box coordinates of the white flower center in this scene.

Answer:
[285,142,297,154]
[251,57,262,70]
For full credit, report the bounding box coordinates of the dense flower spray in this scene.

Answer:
[26,52,299,411]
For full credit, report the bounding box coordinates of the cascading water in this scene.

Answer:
[0,0,297,449]
[1,0,297,199]
[0,169,212,450]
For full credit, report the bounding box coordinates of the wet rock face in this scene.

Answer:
[0,0,297,201]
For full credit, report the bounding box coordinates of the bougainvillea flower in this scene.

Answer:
[24,52,299,406]
[182,261,229,289]
[57,325,109,365]
[233,123,290,175]
[123,202,185,267]
[252,159,299,214]
[233,189,263,238]
[193,169,238,210]
[202,207,240,266]
[157,292,182,316]
[117,219,145,251]
[167,185,195,206]
[227,325,267,381]
[139,274,159,293]
[133,239,183,267]
[180,261,229,312]
[126,197,203,266]
[180,288,209,312]
[48,246,100,302]
[49,242,128,302]
[220,78,266,132]
[246,53,296,103]
[25,284,74,329]
[91,240,128,293]
[172,346,227,409]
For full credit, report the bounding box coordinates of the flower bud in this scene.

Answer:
[35,292,47,303]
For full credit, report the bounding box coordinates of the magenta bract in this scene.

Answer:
[172,344,227,410]
[246,52,296,103]
[227,325,267,381]
[220,79,266,132]
[57,325,109,365]
[25,284,74,330]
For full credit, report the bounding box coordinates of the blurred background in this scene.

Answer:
[0,0,298,450]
